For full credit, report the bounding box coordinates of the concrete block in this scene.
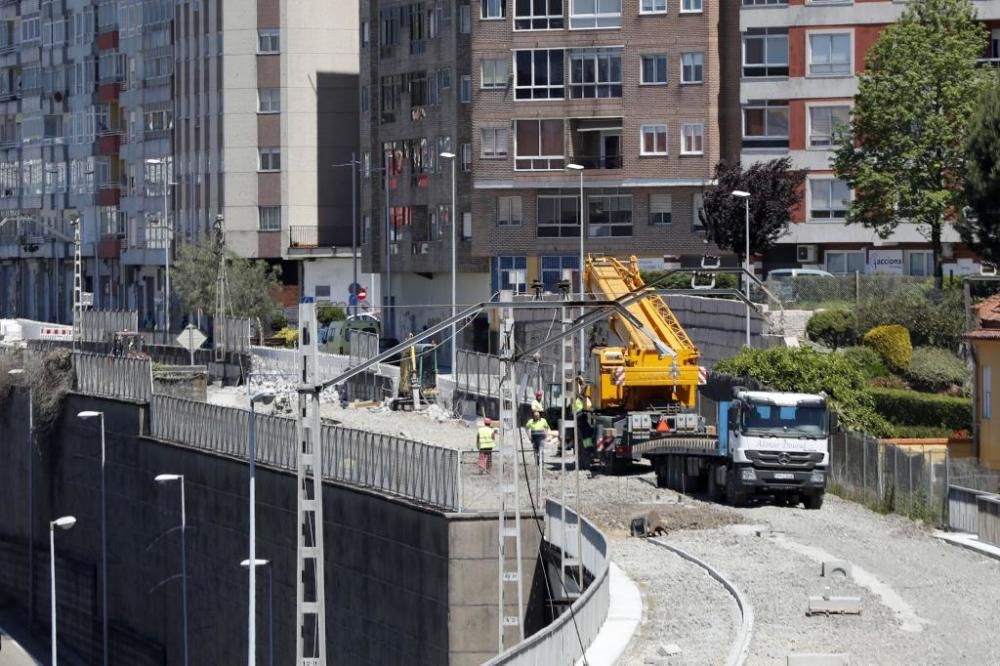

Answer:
[821,559,851,578]
[806,595,862,615]
[658,643,682,656]
[787,653,851,666]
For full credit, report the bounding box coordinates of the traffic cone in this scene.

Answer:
[656,416,670,433]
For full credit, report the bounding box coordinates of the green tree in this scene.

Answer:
[172,240,283,322]
[700,158,805,266]
[959,81,1000,264]
[833,0,994,288]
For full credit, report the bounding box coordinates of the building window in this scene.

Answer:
[537,195,580,237]
[439,68,452,90]
[681,52,704,83]
[640,124,668,156]
[362,151,371,177]
[362,21,370,46]
[21,16,40,43]
[481,127,509,158]
[640,0,666,14]
[743,28,788,78]
[460,75,472,102]
[515,0,564,30]
[742,99,789,149]
[907,251,934,277]
[259,206,281,231]
[481,58,510,89]
[588,193,632,237]
[649,193,672,226]
[825,250,864,275]
[492,256,528,293]
[569,0,622,29]
[681,124,704,155]
[461,142,472,171]
[460,3,471,32]
[514,49,565,100]
[808,105,850,148]
[692,192,704,229]
[482,0,506,18]
[361,86,369,113]
[258,88,280,113]
[257,29,279,54]
[258,147,281,171]
[681,0,702,12]
[463,211,473,239]
[515,119,565,170]
[809,32,851,76]
[570,48,622,98]
[498,196,522,225]
[641,55,668,85]
[984,367,992,420]
[541,256,580,291]
[380,75,402,122]
[810,178,850,221]
[743,0,785,4]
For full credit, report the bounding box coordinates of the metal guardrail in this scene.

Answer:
[978,494,1000,547]
[948,485,991,534]
[149,395,460,511]
[455,349,553,403]
[79,310,139,343]
[486,499,609,665]
[73,351,152,402]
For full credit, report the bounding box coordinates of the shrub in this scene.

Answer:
[270,313,288,332]
[890,425,954,439]
[316,304,347,326]
[868,387,972,431]
[856,287,965,351]
[869,375,909,390]
[641,270,739,290]
[905,347,969,393]
[840,346,890,379]
[715,347,893,436]
[273,327,298,349]
[863,325,912,372]
[806,309,858,348]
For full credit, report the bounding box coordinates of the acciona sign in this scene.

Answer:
[867,249,904,274]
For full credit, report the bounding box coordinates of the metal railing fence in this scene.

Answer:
[215,317,253,354]
[350,331,379,365]
[73,351,152,402]
[485,498,610,666]
[455,349,554,403]
[79,310,139,343]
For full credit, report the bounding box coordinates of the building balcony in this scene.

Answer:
[570,118,623,171]
[97,185,122,207]
[288,225,348,250]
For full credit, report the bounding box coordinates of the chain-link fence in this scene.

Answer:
[753,274,940,311]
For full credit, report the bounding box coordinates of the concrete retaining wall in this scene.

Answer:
[0,390,540,665]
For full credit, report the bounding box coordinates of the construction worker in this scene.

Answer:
[531,390,545,413]
[476,418,496,474]
[525,410,549,464]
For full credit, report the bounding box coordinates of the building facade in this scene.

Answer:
[0,0,361,327]
[739,0,1000,279]
[361,0,734,344]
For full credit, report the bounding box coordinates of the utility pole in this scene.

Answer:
[213,215,229,362]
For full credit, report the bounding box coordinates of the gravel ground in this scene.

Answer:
[205,389,1000,664]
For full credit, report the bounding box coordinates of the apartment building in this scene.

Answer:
[739,0,1000,278]
[361,0,733,344]
[0,0,360,327]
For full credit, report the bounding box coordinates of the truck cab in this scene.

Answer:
[723,390,829,508]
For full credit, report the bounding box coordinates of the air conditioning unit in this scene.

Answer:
[796,244,818,264]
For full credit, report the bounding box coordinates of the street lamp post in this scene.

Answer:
[566,163,586,368]
[241,558,273,666]
[440,151,457,373]
[731,190,751,347]
[247,390,275,666]
[8,369,33,622]
[155,474,188,666]
[49,515,77,666]
[77,410,108,666]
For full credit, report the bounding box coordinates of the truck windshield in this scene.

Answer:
[741,403,827,437]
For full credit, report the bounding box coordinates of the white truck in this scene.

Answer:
[626,389,829,509]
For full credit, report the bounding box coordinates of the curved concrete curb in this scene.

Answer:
[649,539,754,666]
[574,562,642,666]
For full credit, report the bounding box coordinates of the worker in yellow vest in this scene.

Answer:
[476,418,497,474]
[525,410,550,464]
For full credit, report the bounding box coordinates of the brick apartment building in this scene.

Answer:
[360,0,738,345]
[0,0,361,327]
[739,0,1000,279]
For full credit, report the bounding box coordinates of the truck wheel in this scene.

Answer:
[803,493,825,510]
[707,468,722,503]
[725,471,746,507]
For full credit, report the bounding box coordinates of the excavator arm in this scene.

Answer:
[585,255,701,409]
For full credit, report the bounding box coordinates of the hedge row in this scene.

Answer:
[868,387,972,431]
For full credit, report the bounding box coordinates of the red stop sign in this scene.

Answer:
[357,286,367,302]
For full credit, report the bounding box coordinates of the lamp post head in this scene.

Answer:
[155,473,182,483]
[76,410,102,420]
[566,164,585,171]
[731,190,750,198]
[439,152,455,159]
[250,390,276,405]
[240,558,271,568]
[52,516,76,530]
